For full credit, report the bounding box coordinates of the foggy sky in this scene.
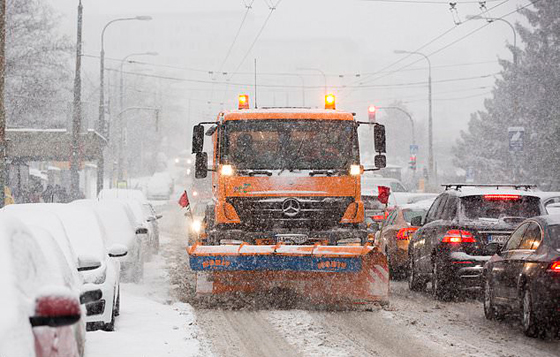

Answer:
[47,0,530,170]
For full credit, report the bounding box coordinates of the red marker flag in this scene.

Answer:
[178,190,190,209]
[377,186,391,205]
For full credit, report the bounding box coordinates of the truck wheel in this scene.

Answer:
[408,254,425,291]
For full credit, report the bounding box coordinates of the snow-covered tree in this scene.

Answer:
[5,0,72,128]
[454,1,560,189]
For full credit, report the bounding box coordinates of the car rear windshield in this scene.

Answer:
[460,195,541,220]
[402,209,426,224]
[547,225,560,249]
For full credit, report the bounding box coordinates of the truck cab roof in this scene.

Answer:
[220,108,355,121]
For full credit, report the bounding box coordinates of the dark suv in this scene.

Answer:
[407,184,549,300]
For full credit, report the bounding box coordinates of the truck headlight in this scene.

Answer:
[350,165,361,176]
[221,165,234,176]
[192,220,202,233]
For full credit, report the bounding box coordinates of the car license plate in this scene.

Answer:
[488,235,509,244]
[276,234,308,244]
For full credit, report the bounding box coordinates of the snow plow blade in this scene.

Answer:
[187,243,389,305]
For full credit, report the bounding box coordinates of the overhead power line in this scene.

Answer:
[228,0,284,79]
[218,0,256,74]
[361,0,502,3]
[343,0,510,91]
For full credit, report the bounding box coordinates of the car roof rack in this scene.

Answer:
[442,184,537,191]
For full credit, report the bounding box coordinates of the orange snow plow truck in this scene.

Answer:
[188,94,389,306]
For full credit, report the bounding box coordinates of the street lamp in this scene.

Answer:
[377,106,415,146]
[297,67,327,96]
[97,15,152,194]
[120,52,158,110]
[466,15,517,67]
[394,49,433,183]
[117,107,159,182]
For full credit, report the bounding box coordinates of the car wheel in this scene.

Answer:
[103,297,116,331]
[483,278,503,320]
[522,288,539,337]
[432,259,451,301]
[114,286,121,317]
[408,254,425,291]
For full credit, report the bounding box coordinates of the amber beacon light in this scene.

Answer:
[238,94,250,109]
[325,94,336,110]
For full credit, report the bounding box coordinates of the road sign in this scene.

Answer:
[410,144,418,155]
[465,167,475,183]
[508,126,525,152]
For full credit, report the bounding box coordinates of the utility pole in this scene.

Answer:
[0,0,6,207]
[70,0,83,199]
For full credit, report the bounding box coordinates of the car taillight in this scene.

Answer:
[483,194,520,201]
[396,227,418,240]
[548,261,560,273]
[441,230,476,243]
[372,215,384,221]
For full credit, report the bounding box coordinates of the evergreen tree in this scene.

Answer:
[453,1,560,189]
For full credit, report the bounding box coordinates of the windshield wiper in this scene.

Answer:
[309,170,335,177]
[279,131,310,175]
[237,169,272,177]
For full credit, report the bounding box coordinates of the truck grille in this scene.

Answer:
[226,196,353,230]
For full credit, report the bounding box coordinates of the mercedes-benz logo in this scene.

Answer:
[282,198,301,217]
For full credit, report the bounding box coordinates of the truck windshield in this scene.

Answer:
[460,195,541,220]
[222,119,358,171]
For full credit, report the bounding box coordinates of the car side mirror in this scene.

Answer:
[135,227,148,235]
[486,242,502,256]
[192,124,204,153]
[410,216,423,227]
[29,289,81,328]
[195,152,208,179]
[77,255,102,272]
[147,216,156,222]
[108,244,128,258]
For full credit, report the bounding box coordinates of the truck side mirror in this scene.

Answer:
[374,124,386,153]
[192,124,205,153]
[195,152,208,179]
[375,155,386,169]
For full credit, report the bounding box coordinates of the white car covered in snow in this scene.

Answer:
[43,204,124,331]
[74,200,147,282]
[0,214,85,357]
[146,171,174,200]
[2,204,125,331]
[98,189,162,254]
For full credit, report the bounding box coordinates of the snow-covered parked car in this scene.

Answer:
[146,171,174,200]
[2,204,124,332]
[45,204,124,331]
[98,189,162,254]
[74,199,147,282]
[0,214,85,357]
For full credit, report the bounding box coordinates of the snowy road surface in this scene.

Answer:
[86,204,559,357]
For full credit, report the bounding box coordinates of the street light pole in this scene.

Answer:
[378,106,415,146]
[297,67,327,96]
[97,15,152,194]
[117,52,158,182]
[394,50,433,182]
[70,0,83,200]
[0,0,6,207]
[116,106,159,182]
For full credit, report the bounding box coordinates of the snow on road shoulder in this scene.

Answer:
[86,293,199,356]
[85,240,202,356]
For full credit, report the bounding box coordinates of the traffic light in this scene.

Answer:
[409,155,417,170]
[368,105,377,122]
